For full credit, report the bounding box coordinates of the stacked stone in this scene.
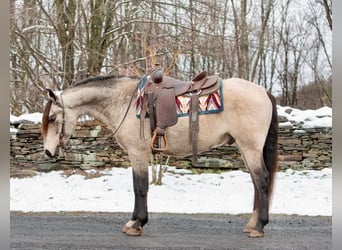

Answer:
[10,122,51,177]
[278,127,331,170]
[10,117,332,177]
[10,121,131,177]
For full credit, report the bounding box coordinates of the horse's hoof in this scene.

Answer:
[248,229,264,238]
[243,226,254,233]
[125,226,143,236]
[122,220,135,234]
[122,226,129,234]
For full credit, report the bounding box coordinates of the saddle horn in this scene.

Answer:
[151,68,163,84]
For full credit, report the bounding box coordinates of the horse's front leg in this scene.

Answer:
[122,153,149,236]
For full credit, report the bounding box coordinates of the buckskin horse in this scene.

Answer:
[41,73,278,238]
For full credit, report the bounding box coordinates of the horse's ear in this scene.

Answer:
[47,88,57,102]
[47,88,62,106]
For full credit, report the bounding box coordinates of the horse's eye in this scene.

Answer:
[49,114,56,122]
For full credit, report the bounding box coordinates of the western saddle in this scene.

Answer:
[140,69,220,166]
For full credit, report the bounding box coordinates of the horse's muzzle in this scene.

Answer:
[45,149,54,158]
[45,146,60,158]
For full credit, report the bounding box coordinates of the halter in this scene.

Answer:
[59,93,66,150]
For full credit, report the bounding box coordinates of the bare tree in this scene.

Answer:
[10,0,48,114]
[321,0,332,30]
[55,0,76,88]
[231,0,249,79]
[250,0,274,83]
[301,0,332,106]
[10,0,332,115]
[83,1,116,77]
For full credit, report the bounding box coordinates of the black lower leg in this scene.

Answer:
[131,168,149,228]
[255,173,270,231]
[255,194,269,231]
[248,166,270,232]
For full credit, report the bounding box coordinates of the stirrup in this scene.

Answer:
[150,130,168,152]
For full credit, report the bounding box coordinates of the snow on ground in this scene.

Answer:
[10,167,332,216]
[10,106,332,216]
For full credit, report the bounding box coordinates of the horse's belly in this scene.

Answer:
[164,117,230,156]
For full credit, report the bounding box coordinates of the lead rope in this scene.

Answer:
[59,93,66,149]
[58,93,69,159]
[110,77,146,138]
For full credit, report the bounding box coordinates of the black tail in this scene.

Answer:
[264,92,279,199]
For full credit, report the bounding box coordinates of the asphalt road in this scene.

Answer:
[10,212,331,250]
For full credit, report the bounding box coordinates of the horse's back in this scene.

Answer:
[223,78,271,103]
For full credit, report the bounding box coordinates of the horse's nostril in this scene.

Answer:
[45,149,53,158]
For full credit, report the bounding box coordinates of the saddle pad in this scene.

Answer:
[135,76,224,118]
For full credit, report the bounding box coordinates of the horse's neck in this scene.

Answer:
[63,81,135,129]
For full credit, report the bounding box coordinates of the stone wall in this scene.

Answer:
[169,126,332,171]
[10,119,331,177]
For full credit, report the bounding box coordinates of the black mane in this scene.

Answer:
[71,75,118,88]
[70,75,140,89]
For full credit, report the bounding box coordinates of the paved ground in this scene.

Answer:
[10,212,331,249]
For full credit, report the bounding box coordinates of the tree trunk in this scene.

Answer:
[55,0,76,88]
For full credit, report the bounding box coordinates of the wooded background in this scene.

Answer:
[10,0,332,115]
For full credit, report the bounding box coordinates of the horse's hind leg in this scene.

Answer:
[238,146,270,237]
[243,189,259,233]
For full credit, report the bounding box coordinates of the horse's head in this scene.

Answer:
[41,89,75,158]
